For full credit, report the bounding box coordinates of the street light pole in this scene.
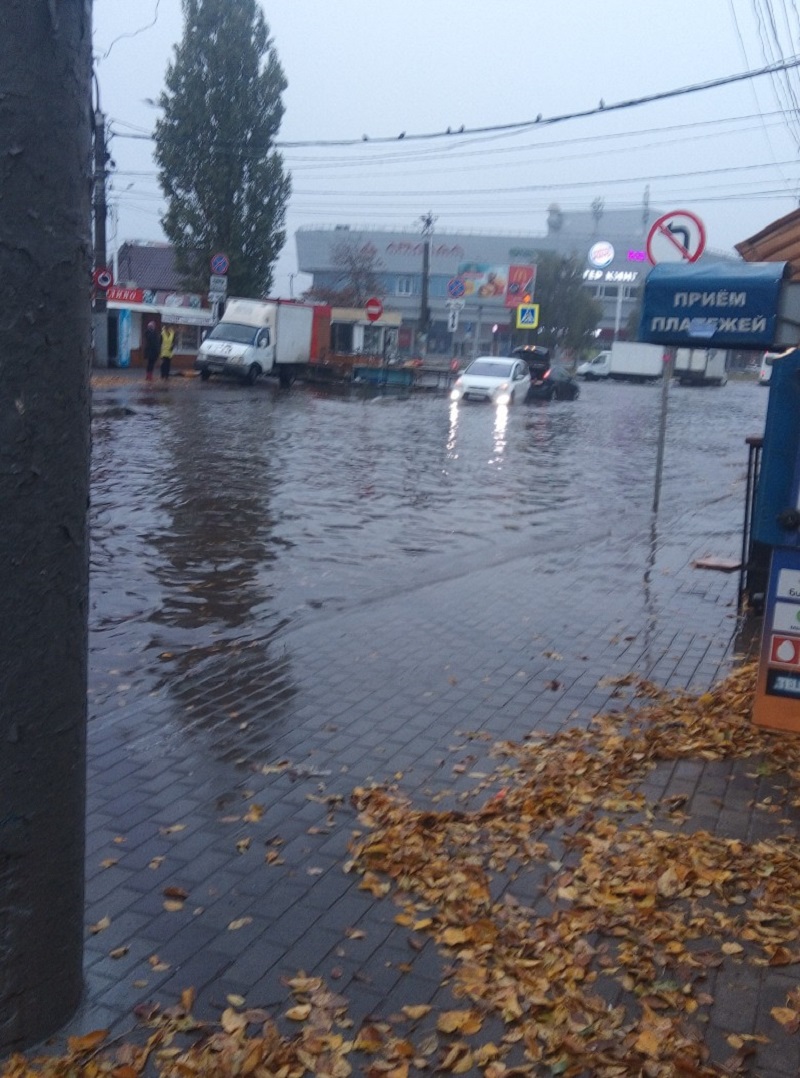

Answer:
[418,211,435,358]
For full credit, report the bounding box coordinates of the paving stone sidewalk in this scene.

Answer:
[40,374,800,1075]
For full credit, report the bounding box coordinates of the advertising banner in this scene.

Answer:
[457,263,535,308]
[117,308,131,368]
[506,264,536,308]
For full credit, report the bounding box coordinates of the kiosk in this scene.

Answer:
[752,348,800,729]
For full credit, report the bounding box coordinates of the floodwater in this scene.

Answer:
[91,377,767,617]
[88,376,768,750]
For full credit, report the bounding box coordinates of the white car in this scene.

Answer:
[450,356,531,405]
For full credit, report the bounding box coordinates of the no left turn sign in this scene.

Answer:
[646,210,706,265]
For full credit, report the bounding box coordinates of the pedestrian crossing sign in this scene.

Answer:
[516,303,539,329]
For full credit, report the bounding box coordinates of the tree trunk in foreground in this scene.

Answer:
[0,0,92,1052]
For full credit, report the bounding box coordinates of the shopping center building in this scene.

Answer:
[295,207,732,358]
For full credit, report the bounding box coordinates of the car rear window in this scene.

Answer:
[467,360,514,377]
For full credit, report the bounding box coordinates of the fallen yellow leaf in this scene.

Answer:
[771,1006,800,1031]
[285,1003,311,1021]
[401,1004,431,1020]
[721,942,744,955]
[67,1030,108,1054]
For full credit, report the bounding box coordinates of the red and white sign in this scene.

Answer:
[588,242,615,269]
[646,210,706,265]
[505,264,536,309]
[93,267,114,290]
[365,297,383,322]
[107,286,144,304]
[771,635,800,667]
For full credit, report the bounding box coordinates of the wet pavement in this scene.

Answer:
[53,370,800,1072]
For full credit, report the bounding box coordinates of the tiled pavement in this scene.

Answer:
[36,374,800,1074]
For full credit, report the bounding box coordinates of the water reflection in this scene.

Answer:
[446,401,460,459]
[492,403,509,463]
[151,396,297,761]
[90,391,297,764]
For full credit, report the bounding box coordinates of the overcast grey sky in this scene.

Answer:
[93,0,800,294]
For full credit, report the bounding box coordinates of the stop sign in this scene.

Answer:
[365,297,383,322]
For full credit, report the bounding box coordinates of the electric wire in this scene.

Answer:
[107,55,800,149]
[97,0,162,61]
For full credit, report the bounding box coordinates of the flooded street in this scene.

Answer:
[91,377,767,620]
[91,379,767,603]
[88,375,767,764]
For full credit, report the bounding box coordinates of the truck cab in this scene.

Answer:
[576,351,612,379]
[196,300,276,385]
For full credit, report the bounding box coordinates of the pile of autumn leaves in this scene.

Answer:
[6,662,800,1077]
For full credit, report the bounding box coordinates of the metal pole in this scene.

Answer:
[613,284,624,341]
[418,211,434,359]
[93,108,109,367]
[652,348,674,513]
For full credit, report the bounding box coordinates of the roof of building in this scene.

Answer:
[735,208,800,280]
[295,209,675,281]
[116,242,184,291]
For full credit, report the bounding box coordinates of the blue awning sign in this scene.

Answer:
[640,260,788,348]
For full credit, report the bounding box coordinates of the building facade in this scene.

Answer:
[295,208,732,359]
[106,242,213,368]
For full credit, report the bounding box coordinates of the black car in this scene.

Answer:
[513,347,579,401]
[527,363,580,400]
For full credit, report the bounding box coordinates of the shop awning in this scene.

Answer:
[107,300,214,327]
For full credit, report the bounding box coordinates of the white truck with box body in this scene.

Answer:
[674,348,728,387]
[195,299,315,386]
[576,342,665,382]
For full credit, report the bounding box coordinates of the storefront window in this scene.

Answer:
[175,324,203,352]
[363,325,382,353]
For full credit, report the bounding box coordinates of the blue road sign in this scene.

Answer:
[447,277,466,299]
[210,252,230,275]
[516,303,539,329]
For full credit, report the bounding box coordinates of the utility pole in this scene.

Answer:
[1,0,92,1051]
[418,211,435,358]
[93,107,110,367]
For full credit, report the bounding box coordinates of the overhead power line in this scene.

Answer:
[110,55,800,149]
[97,0,162,61]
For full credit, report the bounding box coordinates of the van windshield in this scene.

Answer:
[206,322,258,346]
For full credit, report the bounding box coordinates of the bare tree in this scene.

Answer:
[0,0,92,1051]
[305,240,386,307]
[591,196,605,233]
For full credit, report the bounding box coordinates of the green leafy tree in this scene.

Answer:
[304,241,387,307]
[528,251,603,353]
[154,0,290,297]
